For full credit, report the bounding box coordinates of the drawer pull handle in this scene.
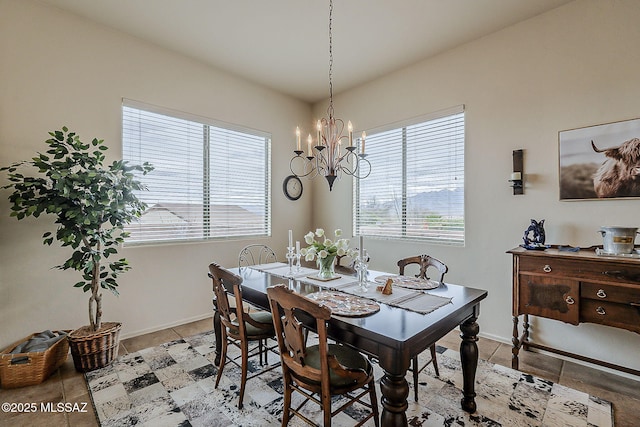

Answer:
[596,289,607,298]
[565,296,575,305]
[543,265,552,273]
[596,306,606,315]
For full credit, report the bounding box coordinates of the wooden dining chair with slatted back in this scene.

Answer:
[267,284,380,427]
[397,254,448,401]
[208,262,279,409]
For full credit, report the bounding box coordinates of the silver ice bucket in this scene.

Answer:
[599,226,638,254]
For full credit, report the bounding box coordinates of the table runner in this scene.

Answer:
[248,263,452,315]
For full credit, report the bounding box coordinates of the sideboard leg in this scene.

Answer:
[511,315,520,370]
[522,313,530,350]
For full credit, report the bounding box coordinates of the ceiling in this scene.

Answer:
[39,0,573,103]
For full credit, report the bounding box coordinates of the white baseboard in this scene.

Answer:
[119,312,213,340]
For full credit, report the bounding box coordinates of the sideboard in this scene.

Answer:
[507,246,640,377]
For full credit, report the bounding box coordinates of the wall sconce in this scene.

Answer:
[510,149,524,195]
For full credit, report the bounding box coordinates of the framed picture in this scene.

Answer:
[559,117,640,200]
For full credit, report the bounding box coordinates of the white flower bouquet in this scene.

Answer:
[300,228,358,261]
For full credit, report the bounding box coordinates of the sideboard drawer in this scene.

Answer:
[580,300,640,333]
[518,256,579,276]
[520,256,640,284]
[581,282,640,304]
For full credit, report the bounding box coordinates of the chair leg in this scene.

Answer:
[430,344,440,377]
[238,340,249,409]
[322,389,332,427]
[412,355,419,402]
[215,332,228,389]
[282,378,292,426]
[368,378,380,427]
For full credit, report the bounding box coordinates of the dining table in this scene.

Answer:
[211,262,488,427]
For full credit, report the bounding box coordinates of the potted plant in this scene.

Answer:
[1,127,152,372]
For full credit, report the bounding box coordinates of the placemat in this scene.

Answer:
[306,290,380,317]
[374,274,441,290]
[338,282,452,315]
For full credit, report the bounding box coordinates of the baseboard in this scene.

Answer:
[119,312,213,340]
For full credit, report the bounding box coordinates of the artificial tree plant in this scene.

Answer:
[1,127,152,334]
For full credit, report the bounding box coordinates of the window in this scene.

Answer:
[354,106,464,245]
[122,100,271,244]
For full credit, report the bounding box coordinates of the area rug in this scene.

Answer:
[84,330,614,426]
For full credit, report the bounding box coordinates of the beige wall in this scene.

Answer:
[313,0,640,372]
[2,0,640,375]
[0,0,312,344]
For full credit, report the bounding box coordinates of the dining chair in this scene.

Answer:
[238,244,277,268]
[208,262,279,409]
[334,249,369,275]
[267,284,380,427]
[397,254,448,401]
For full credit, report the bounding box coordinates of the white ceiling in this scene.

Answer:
[39,0,572,103]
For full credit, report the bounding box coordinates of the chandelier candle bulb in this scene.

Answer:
[296,127,301,151]
[361,132,366,154]
[348,121,353,146]
[307,135,312,156]
[317,120,322,146]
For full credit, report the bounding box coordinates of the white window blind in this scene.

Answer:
[122,100,271,244]
[355,106,464,245]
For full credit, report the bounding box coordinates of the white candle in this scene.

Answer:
[361,131,366,154]
[296,126,301,151]
[348,121,353,147]
[296,241,300,254]
[288,230,293,248]
[316,120,322,146]
[307,134,312,156]
[359,235,364,258]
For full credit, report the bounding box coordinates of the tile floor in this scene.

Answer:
[1,317,638,426]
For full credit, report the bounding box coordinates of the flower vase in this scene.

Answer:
[317,254,336,280]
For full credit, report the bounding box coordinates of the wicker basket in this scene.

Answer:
[68,322,121,373]
[0,331,69,389]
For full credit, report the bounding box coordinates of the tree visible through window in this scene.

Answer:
[354,106,464,245]
[122,100,271,244]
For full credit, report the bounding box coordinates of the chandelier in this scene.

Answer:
[289,0,371,191]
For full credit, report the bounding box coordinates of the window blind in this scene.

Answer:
[122,100,271,244]
[354,106,464,245]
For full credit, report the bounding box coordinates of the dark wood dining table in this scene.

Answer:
[212,265,488,427]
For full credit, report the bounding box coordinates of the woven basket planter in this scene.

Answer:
[0,331,69,389]
[68,322,121,373]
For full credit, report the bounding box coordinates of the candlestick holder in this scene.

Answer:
[354,250,369,293]
[286,246,295,276]
[295,253,302,273]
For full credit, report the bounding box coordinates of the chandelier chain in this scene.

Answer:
[328,0,334,118]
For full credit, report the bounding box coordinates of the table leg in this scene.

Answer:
[459,315,479,413]
[212,299,222,366]
[379,372,409,427]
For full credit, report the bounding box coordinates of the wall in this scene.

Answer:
[313,0,640,371]
[0,0,312,345]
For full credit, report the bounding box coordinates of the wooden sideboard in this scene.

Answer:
[508,246,640,377]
